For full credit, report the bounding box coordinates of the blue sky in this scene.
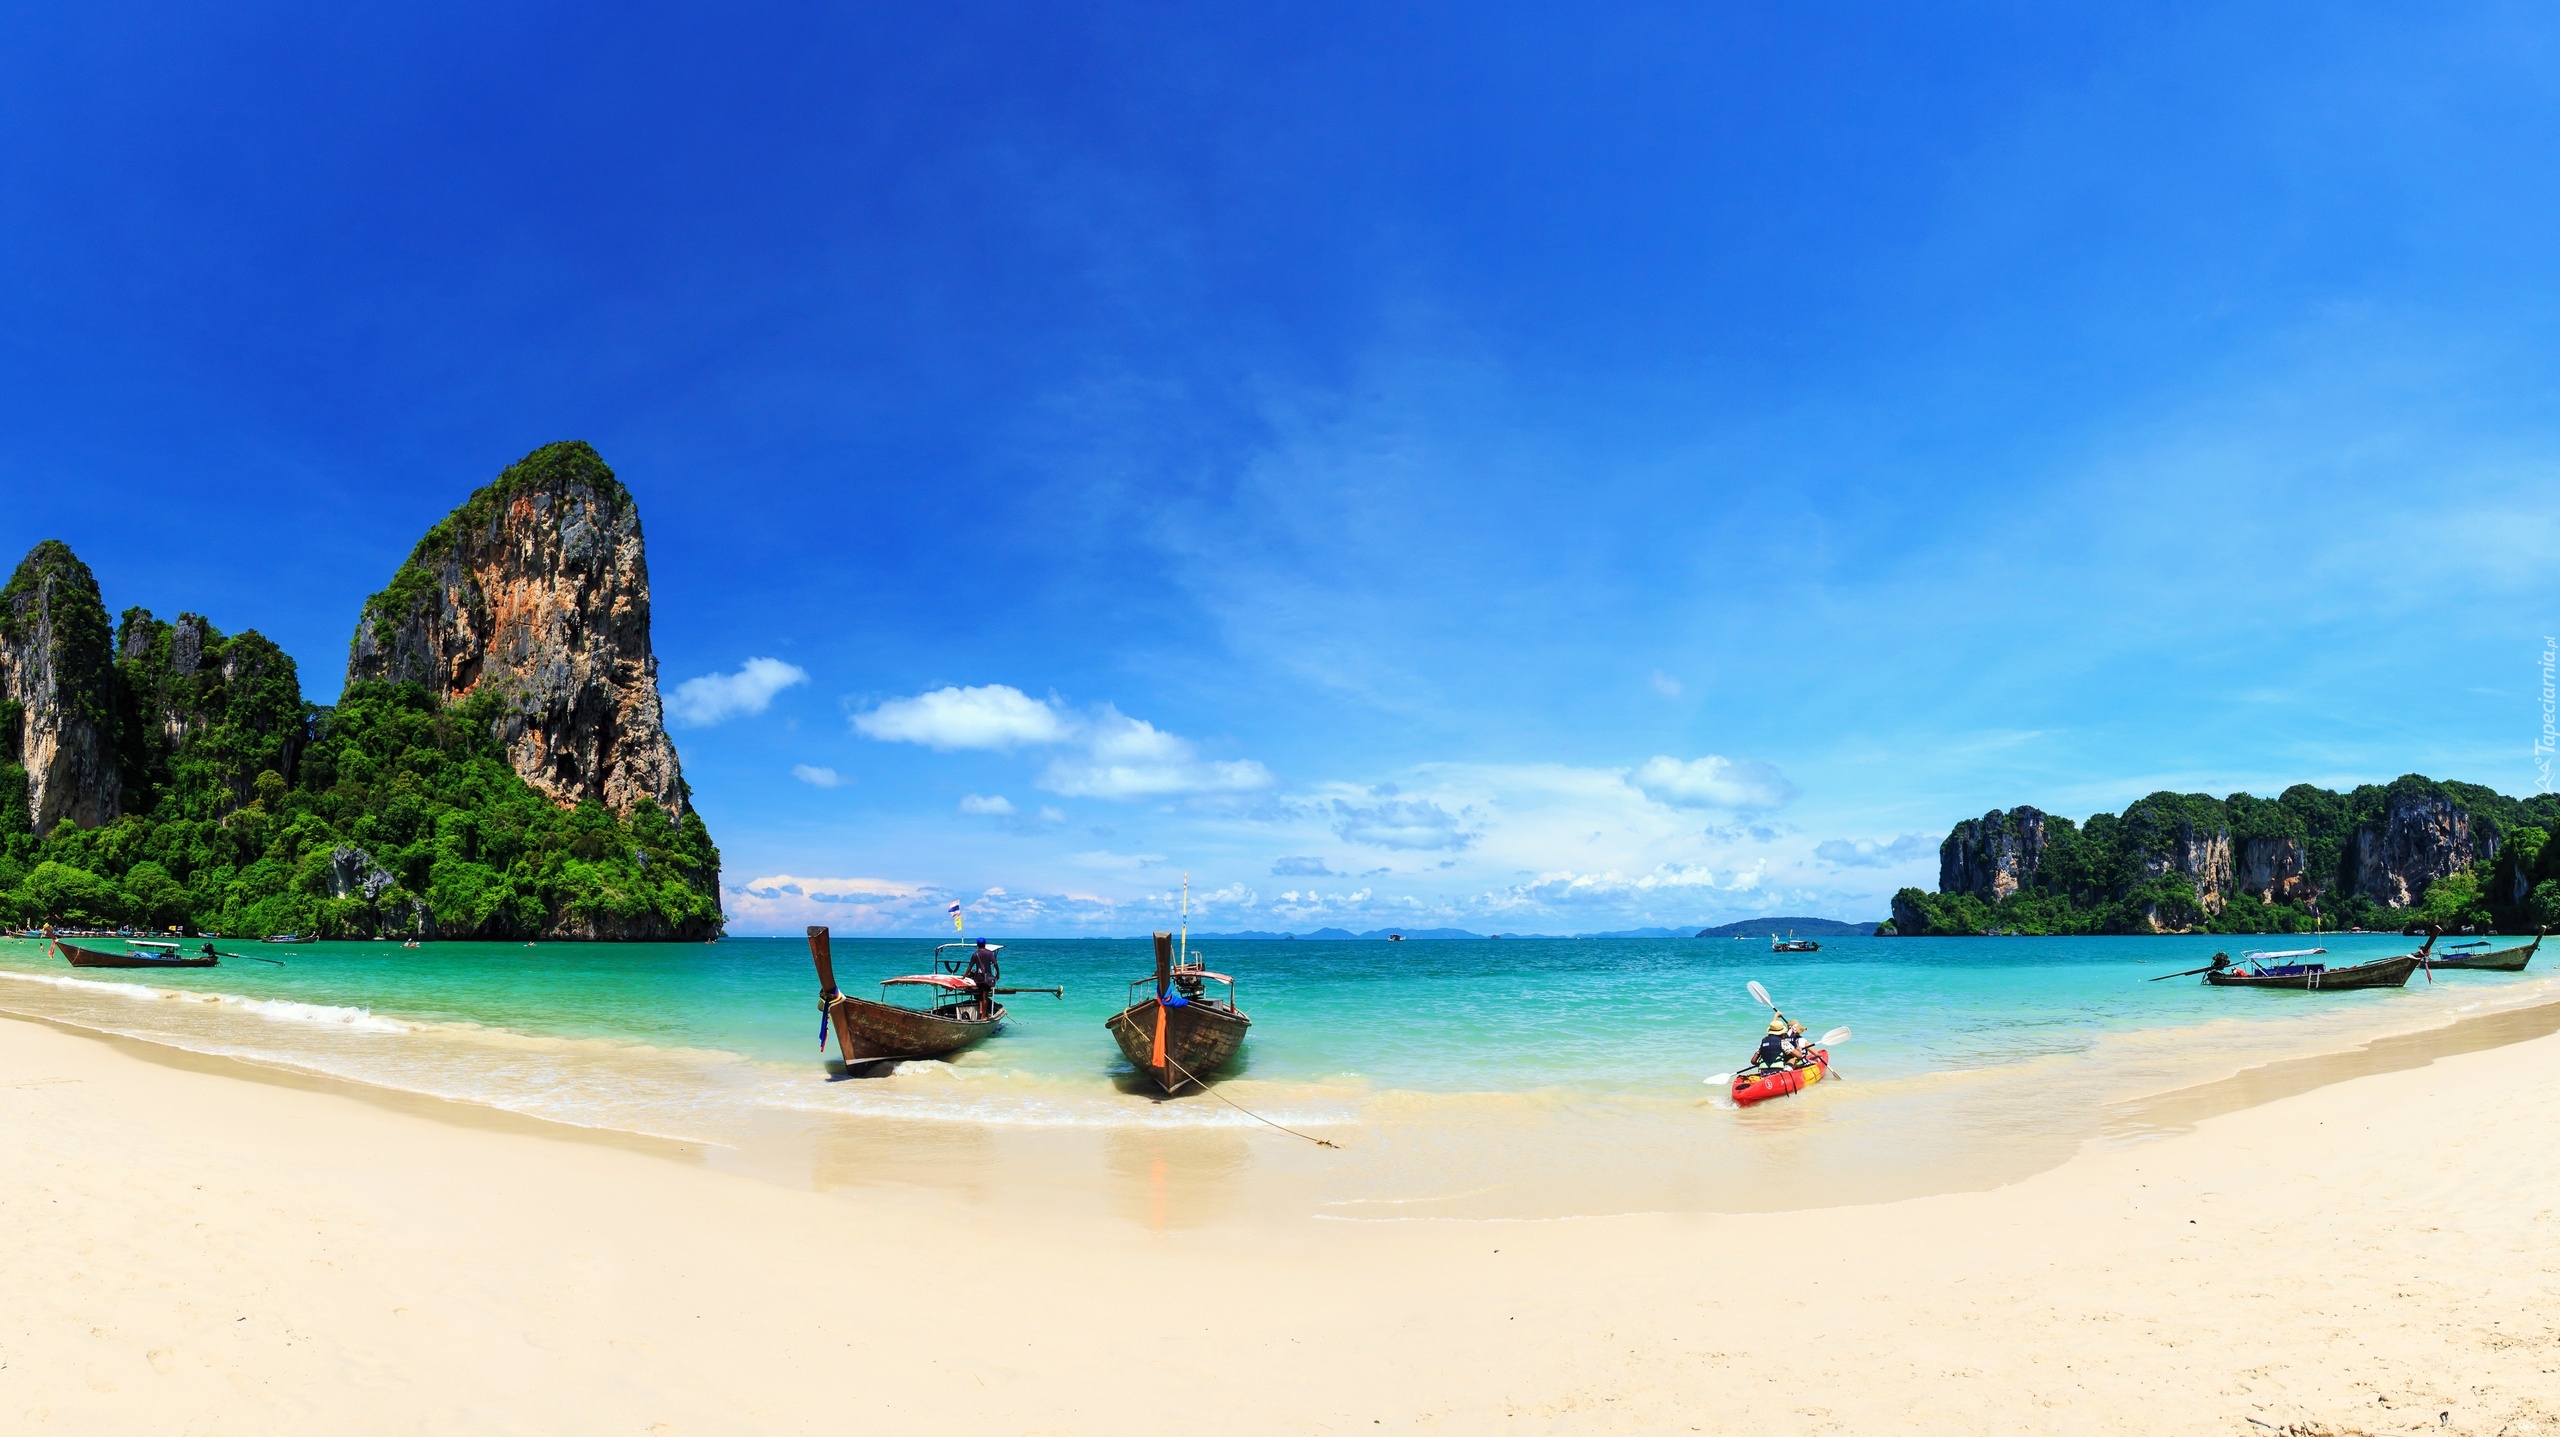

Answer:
[5,3,2557,934]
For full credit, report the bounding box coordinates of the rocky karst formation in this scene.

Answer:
[1904,776,2534,934]
[2349,789,2481,908]
[114,608,305,816]
[346,441,691,823]
[1939,807,2048,901]
[2134,811,2233,917]
[2234,835,2312,905]
[0,541,124,833]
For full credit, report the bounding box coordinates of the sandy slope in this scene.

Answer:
[4,1011,2556,1436]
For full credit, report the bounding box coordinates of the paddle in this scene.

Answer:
[2149,955,2231,981]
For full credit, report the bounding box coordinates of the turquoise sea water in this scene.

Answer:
[3,930,2549,1217]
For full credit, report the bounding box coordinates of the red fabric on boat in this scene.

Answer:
[879,974,974,990]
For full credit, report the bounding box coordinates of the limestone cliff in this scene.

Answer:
[114,608,305,816]
[2130,806,2232,917]
[2234,836,2312,906]
[1939,807,2048,901]
[346,442,691,823]
[0,541,123,833]
[2349,791,2481,908]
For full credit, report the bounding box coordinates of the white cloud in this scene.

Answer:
[1329,795,1476,851]
[1650,670,1683,698]
[1631,755,1798,811]
[1270,855,1338,877]
[791,764,842,788]
[854,684,1072,750]
[958,793,1016,815]
[669,657,809,727]
[1036,706,1275,799]
[1813,834,1934,868]
[855,687,1270,800]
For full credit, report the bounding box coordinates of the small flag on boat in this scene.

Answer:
[949,902,963,932]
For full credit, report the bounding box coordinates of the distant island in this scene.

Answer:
[1890,775,2559,936]
[1693,917,1881,938]
[0,442,722,940]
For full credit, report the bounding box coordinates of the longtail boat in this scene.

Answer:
[54,935,219,969]
[2425,929,2542,972]
[806,926,1057,1068]
[2199,943,2420,991]
[1105,931,1251,1094]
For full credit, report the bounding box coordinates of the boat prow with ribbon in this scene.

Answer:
[1106,930,1251,1094]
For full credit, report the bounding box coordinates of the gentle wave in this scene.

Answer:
[0,967,410,1033]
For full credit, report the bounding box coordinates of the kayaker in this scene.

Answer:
[1750,1016,1791,1069]
[1783,1020,1810,1060]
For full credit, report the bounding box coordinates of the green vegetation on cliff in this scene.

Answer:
[0,539,723,939]
[1892,775,2560,937]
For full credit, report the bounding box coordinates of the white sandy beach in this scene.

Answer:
[6,1008,2556,1436]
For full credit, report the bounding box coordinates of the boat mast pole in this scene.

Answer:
[1181,872,1189,967]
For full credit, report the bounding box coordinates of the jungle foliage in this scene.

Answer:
[1889,776,2560,937]
[2,598,720,939]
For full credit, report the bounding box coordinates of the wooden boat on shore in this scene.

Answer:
[2426,930,2541,972]
[54,936,219,969]
[2200,945,2420,991]
[806,927,1057,1067]
[1106,931,1251,1094]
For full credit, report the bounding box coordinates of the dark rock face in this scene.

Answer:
[2235,836,2312,906]
[1940,807,2048,901]
[1888,889,1932,936]
[2350,793,2479,908]
[346,442,691,823]
[0,541,123,832]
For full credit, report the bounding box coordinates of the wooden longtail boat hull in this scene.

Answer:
[1732,1049,1828,1107]
[58,940,218,969]
[2204,955,2417,990]
[826,993,1002,1063]
[1106,997,1251,1094]
[2427,935,2540,972]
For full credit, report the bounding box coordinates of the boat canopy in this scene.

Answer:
[2241,948,2327,960]
[130,941,181,951]
[1170,965,1233,984]
[881,973,976,990]
[933,942,1003,955]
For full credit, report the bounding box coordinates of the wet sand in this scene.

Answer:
[8,1002,2560,1434]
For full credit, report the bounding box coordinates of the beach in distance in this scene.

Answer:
[5,932,2559,1433]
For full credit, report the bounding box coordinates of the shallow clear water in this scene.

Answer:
[3,931,2547,1220]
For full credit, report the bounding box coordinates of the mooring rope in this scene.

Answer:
[1158,1049,1342,1149]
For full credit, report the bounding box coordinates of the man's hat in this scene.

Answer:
[1767,1016,1788,1034]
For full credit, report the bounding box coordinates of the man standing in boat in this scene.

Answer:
[965,939,1000,1020]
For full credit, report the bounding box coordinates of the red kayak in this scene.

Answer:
[1731,1048,1829,1107]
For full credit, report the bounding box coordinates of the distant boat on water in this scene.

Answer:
[1770,933,1819,953]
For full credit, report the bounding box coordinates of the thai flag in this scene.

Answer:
[948,901,963,932]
